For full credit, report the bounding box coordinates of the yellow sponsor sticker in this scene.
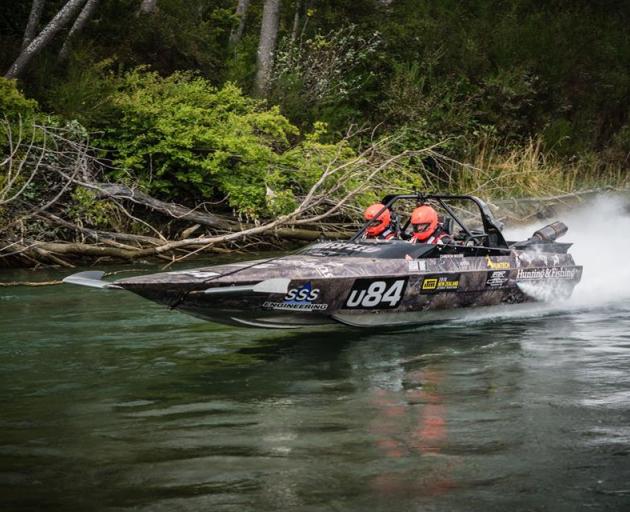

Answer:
[422,278,438,290]
[485,256,510,270]
[420,274,460,293]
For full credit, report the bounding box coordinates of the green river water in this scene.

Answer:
[1,261,630,511]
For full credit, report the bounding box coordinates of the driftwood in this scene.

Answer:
[1,120,393,266]
[3,119,625,268]
[0,280,63,287]
[90,182,353,241]
[91,183,237,230]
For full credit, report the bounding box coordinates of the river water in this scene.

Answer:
[2,197,630,511]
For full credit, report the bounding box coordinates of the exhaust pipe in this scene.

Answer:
[531,221,568,242]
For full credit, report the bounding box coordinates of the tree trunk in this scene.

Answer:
[253,0,281,97]
[22,0,46,50]
[290,0,302,43]
[229,0,250,46]
[138,0,157,14]
[5,0,86,79]
[58,0,100,60]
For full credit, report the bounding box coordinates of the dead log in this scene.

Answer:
[40,212,162,246]
[91,183,237,230]
[90,182,352,240]
[35,241,141,259]
[0,280,62,287]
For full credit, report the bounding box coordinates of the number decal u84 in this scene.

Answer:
[344,278,407,309]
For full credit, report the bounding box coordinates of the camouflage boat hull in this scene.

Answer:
[63,194,583,329]
[70,241,581,329]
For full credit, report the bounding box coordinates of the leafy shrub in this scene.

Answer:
[67,188,119,228]
[0,77,38,120]
[97,69,358,218]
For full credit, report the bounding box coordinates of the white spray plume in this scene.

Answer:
[505,194,630,308]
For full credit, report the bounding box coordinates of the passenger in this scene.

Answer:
[409,205,453,244]
[363,203,397,240]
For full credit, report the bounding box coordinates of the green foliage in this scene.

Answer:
[0,78,40,157]
[0,78,38,120]
[42,52,118,126]
[97,69,354,217]
[270,25,380,125]
[1,0,628,214]
[379,59,480,152]
[224,34,259,86]
[67,188,118,228]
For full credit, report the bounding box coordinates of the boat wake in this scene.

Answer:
[456,194,630,326]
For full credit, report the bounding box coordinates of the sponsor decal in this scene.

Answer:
[407,260,428,272]
[420,274,460,293]
[485,256,510,270]
[263,281,328,311]
[516,267,579,281]
[345,278,407,309]
[486,270,509,288]
[306,242,380,255]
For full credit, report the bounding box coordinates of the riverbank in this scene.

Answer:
[2,74,628,271]
[2,187,628,276]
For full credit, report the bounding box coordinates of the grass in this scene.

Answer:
[426,137,629,200]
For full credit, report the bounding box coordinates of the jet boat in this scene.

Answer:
[63,194,583,328]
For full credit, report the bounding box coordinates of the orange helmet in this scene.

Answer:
[410,205,438,241]
[364,203,391,237]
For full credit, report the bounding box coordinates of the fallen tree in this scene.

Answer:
[2,119,626,270]
[0,120,415,267]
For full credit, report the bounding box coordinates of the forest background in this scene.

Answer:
[1,0,629,267]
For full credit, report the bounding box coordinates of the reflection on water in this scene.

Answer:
[1,268,630,511]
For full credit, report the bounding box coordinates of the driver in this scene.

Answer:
[409,205,452,244]
[363,203,397,240]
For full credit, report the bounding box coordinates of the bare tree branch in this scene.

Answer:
[5,0,87,78]
[21,0,46,50]
[229,0,250,46]
[58,0,100,60]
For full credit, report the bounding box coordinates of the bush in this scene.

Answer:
[0,77,38,121]
[97,69,358,218]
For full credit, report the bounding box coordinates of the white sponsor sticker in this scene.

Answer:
[345,278,407,309]
[516,267,579,281]
[263,281,328,312]
[309,242,380,254]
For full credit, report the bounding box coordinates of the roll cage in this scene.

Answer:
[351,193,509,249]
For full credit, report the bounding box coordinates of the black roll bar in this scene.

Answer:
[350,193,508,248]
